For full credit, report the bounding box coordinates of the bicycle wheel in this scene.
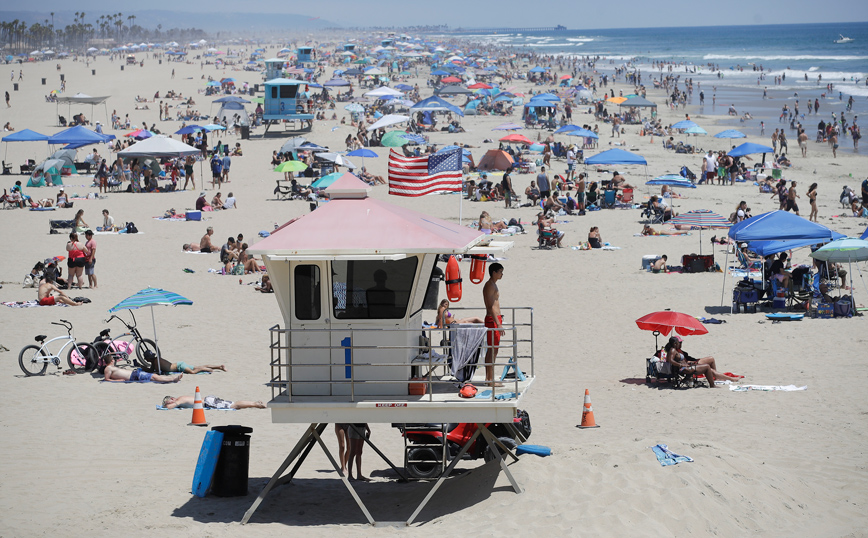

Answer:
[134,338,160,364]
[67,343,97,373]
[19,345,49,376]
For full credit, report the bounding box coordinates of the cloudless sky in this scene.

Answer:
[14,1,868,29]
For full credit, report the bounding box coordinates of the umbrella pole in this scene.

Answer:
[150,305,162,374]
[720,249,730,308]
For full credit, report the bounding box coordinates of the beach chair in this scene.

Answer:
[616,188,634,207]
[49,219,75,234]
[20,159,35,174]
[641,203,665,224]
[645,352,702,389]
[536,221,559,250]
[1,161,12,175]
[601,190,617,209]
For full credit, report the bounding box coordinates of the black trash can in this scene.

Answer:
[159,59,162,65]
[13,83,18,91]
[120,65,124,71]
[240,125,250,139]
[60,74,64,81]
[91,69,95,75]
[211,425,253,497]
[41,78,46,85]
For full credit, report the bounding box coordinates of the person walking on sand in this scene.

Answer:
[798,129,808,157]
[807,183,818,222]
[5,91,9,108]
[483,262,505,387]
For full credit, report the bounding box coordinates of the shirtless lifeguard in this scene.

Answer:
[482,263,505,387]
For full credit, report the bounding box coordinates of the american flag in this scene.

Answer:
[388,148,463,197]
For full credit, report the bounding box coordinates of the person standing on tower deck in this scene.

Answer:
[483,263,505,387]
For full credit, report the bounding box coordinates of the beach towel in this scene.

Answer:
[3,300,67,308]
[153,216,187,221]
[475,389,519,400]
[451,324,486,383]
[699,317,726,324]
[730,384,807,392]
[156,405,234,411]
[651,444,693,466]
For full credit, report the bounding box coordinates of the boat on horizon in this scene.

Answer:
[834,34,855,44]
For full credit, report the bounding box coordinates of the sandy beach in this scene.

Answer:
[1,41,867,537]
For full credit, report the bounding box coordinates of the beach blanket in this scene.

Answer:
[651,444,693,466]
[153,216,188,221]
[730,384,807,392]
[475,389,519,400]
[3,300,67,308]
[29,207,56,211]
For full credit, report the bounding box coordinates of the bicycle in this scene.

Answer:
[92,312,160,369]
[19,320,96,376]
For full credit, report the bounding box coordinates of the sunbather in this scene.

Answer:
[652,255,668,272]
[161,395,265,409]
[435,299,485,328]
[141,350,225,374]
[664,336,741,387]
[642,225,688,236]
[102,356,182,383]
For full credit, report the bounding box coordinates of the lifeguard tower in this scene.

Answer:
[243,174,536,526]
[297,45,316,63]
[342,43,356,53]
[261,77,314,135]
[263,58,285,81]
[381,38,395,47]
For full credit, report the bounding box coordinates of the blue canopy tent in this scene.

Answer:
[528,66,547,73]
[2,128,50,161]
[746,232,846,257]
[585,148,648,184]
[861,226,868,240]
[48,125,114,146]
[721,210,841,307]
[410,95,464,117]
[728,142,774,157]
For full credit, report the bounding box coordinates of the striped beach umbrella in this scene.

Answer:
[109,287,193,373]
[668,210,731,255]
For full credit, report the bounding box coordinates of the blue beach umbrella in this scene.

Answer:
[109,287,193,374]
[565,128,599,139]
[685,126,707,135]
[645,174,696,188]
[312,172,343,189]
[671,120,698,129]
[714,129,746,139]
[347,148,378,169]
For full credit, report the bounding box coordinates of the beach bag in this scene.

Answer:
[833,299,852,318]
[125,222,138,234]
[23,274,36,288]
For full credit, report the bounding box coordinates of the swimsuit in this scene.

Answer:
[175,361,192,373]
[484,315,502,347]
[39,296,56,306]
[203,396,233,409]
[129,368,153,383]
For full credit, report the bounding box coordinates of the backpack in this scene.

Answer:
[125,222,138,234]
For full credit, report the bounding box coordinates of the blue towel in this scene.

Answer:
[651,444,693,466]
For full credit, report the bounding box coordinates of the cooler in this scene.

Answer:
[186,210,202,221]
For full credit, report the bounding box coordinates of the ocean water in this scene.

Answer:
[448,21,868,151]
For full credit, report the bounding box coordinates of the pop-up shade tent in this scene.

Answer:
[619,96,657,108]
[410,95,463,117]
[728,142,774,157]
[721,210,841,307]
[585,148,647,165]
[117,135,201,158]
[27,158,65,187]
[215,101,250,126]
[2,128,50,161]
[48,125,113,146]
[55,93,111,126]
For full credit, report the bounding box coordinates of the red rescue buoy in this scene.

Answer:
[469,255,487,284]
[445,255,462,302]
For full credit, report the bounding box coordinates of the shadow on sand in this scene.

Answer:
[173,460,510,526]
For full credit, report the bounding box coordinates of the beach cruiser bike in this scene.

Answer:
[18,319,96,376]
[88,312,160,370]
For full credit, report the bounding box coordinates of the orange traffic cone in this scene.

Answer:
[577,389,599,428]
[188,386,209,427]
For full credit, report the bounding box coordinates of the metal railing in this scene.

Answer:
[267,306,534,403]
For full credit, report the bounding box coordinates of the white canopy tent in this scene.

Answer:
[55,93,111,126]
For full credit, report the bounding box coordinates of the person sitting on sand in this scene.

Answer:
[102,356,182,383]
[478,211,507,234]
[239,243,262,274]
[184,226,217,253]
[588,226,603,249]
[141,350,225,375]
[651,255,668,272]
[255,274,273,293]
[161,395,265,410]
[211,192,224,210]
[435,299,485,328]
[37,280,82,306]
[642,224,688,236]
[195,191,210,211]
[664,336,741,387]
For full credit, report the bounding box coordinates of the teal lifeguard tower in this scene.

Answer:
[262,78,314,134]
[381,38,394,47]
[297,46,316,63]
[342,43,356,53]
[264,58,285,81]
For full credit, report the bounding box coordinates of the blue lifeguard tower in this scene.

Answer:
[262,78,314,134]
[264,58,285,81]
[342,43,356,53]
[297,46,316,63]
[381,38,395,47]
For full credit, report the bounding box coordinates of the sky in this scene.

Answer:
[6,1,868,30]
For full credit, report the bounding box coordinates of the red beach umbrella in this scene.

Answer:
[468,82,493,89]
[440,76,462,84]
[635,311,708,337]
[499,133,533,145]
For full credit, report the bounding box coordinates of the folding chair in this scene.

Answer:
[616,188,634,208]
[601,190,617,209]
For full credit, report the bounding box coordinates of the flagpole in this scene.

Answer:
[459,171,463,226]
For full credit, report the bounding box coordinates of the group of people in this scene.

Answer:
[182,227,262,274]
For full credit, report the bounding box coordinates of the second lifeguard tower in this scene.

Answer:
[243,173,537,526]
[261,77,314,134]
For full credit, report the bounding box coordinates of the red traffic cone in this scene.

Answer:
[188,386,208,427]
[577,389,599,429]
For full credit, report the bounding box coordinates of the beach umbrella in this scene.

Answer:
[347,148,378,169]
[124,128,154,140]
[565,128,599,139]
[366,114,410,131]
[645,174,696,188]
[344,103,365,113]
[684,126,707,135]
[108,287,193,374]
[636,311,708,351]
[671,120,698,130]
[175,125,203,135]
[317,152,356,169]
[492,123,522,131]
[668,209,731,255]
[606,96,627,104]
[274,160,308,173]
[468,82,492,89]
[380,130,411,147]
[279,136,307,154]
[201,124,226,131]
[311,172,343,189]
[714,129,746,139]
[554,124,581,134]
[499,133,533,145]
[401,133,427,145]
[727,142,774,157]
[810,238,868,311]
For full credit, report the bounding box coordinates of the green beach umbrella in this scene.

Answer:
[380,130,411,147]
[274,161,308,173]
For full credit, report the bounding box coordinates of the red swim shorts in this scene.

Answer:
[39,296,56,306]
[484,315,502,347]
